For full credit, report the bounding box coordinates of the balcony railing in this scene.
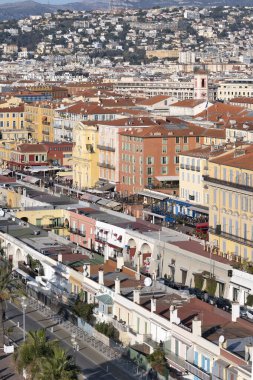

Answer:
[209,227,253,248]
[95,234,107,243]
[69,227,86,237]
[185,164,190,170]
[42,121,50,126]
[203,176,253,193]
[180,164,185,169]
[185,361,211,380]
[97,162,115,170]
[97,144,115,152]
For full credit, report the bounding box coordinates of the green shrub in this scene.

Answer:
[205,277,217,296]
[95,322,119,341]
[246,294,253,307]
[194,273,204,290]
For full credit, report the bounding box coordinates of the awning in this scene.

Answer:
[14,268,34,282]
[137,190,169,201]
[96,294,113,305]
[155,176,179,181]
[230,275,253,291]
[0,169,12,175]
[23,175,40,184]
[56,171,73,178]
[189,205,209,214]
[97,198,111,206]
[80,193,101,203]
[97,183,115,191]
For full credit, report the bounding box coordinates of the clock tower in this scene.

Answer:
[194,69,208,100]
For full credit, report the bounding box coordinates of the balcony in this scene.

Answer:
[43,130,50,136]
[185,164,190,170]
[97,144,115,152]
[185,361,211,380]
[95,234,107,244]
[203,176,253,193]
[26,126,35,132]
[165,351,187,373]
[69,228,86,237]
[190,165,201,172]
[42,121,50,126]
[180,164,185,169]
[97,162,115,170]
[112,318,128,332]
[209,227,253,248]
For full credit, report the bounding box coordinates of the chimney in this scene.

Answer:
[115,277,120,294]
[133,289,140,304]
[98,269,104,285]
[170,305,180,325]
[232,302,240,322]
[58,254,62,262]
[151,297,156,313]
[192,316,202,337]
[245,344,253,362]
[117,255,124,270]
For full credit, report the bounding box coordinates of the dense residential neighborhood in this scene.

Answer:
[0,3,252,380]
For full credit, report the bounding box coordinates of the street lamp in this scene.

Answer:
[21,297,28,342]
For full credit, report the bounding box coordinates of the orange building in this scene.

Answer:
[117,120,204,195]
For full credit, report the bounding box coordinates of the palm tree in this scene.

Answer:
[37,345,80,380]
[14,329,80,380]
[14,329,57,379]
[0,259,21,347]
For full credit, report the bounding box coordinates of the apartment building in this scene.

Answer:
[204,145,253,269]
[218,78,253,101]
[72,121,99,189]
[0,104,26,141]
[97,117,158,189]
[24,102,55,142]
[117,121,204,195]
[179,145,228,206]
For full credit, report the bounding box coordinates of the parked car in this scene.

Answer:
[240,306,248,318]
[215,298,232,312]
[246,309,253,320]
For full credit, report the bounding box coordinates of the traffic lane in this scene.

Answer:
[6,302,118,380]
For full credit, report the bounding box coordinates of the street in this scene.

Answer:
[4,301,141,380]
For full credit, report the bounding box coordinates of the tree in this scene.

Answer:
[147,348,168,377]
[0,259,21,347]
[72,301,94,323]
[14,329,80,380]
[14,329,56,378]
[38,345,80,380]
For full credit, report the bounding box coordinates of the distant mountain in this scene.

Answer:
[0,0,252,20]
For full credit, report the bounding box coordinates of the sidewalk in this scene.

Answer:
[6,299,144,380]
[0,352,22,380]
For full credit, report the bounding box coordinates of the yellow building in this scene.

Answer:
[205,145,253,262]
[0,141,17,169]
[15,208,70,237]
[72,121,99,189]
[0,104,26,141]
[24,102,55,142]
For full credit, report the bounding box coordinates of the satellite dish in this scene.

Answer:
[0,209,5,217]
[219,335,225,344]
[144,277,152,287]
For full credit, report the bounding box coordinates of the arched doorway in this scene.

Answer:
[127,238,136,261]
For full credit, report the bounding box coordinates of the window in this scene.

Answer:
[183,136,188,144]
[147,167,153,175]
[162,146,167,153]
[162,138,167,144]
[175,137,180,143]
[161,156,168,164]
[147,177,153,184]
[175,146,181,153]
[174,156,179,164]
[161,166,167,174]
[196,136,200,143]
[146,156,154,165]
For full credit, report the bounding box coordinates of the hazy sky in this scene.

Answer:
[0,0,83,3]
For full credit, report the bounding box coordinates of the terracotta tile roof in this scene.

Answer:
[16,143,48,153]
[230,97,253,105]
[179,145,229,159]
[209,144,253,170]
[137,95,173,106]
[202,128,226,138]
[195,102,249,124]
[0,105,24,112]
[119,120,205,137]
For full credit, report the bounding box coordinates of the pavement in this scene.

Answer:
[0,352,22,380]
[3,300,144,380]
